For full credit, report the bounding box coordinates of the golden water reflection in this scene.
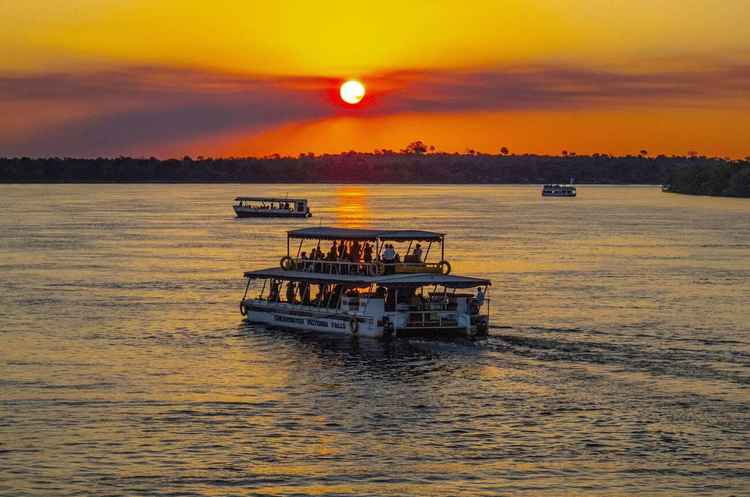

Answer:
[333,186,369,228]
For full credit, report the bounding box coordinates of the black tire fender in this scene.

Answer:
[240,300,247,316]
[280,256,295,271]
[438,260,452,275]
[350,318,359,335]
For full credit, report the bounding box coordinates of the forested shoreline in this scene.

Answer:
[665,162,750,197]
[1,152,748,195]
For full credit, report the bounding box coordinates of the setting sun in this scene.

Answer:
[340,80,365,105]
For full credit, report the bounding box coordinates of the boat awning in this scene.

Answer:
[235,197,306,202]
[244,267,374,285]
[373,273,491,288]
[243,268,490,288]
[287,227,444,242]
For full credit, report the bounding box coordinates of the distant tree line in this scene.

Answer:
[666,161,750,197]
[1,147,748,196]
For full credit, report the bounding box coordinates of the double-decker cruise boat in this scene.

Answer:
[239,227,491,339]
[233,197,312,218]
[542,184,577,197]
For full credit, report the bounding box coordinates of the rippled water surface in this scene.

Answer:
[1,184,749,496]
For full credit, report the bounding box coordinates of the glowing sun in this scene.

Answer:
[340,80,365,104]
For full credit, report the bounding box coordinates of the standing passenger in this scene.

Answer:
[286,281,296,304]
[413,243,423,262]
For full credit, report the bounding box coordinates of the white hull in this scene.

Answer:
[234,207,311,218]
[542,192,576,197]
[242,299,487,339]
[243,300,382,338]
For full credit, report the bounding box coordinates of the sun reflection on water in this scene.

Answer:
[333,186,369,228]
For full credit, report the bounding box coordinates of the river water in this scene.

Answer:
[1,184,748,496]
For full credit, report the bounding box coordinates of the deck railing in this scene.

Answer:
[288,257,446,275]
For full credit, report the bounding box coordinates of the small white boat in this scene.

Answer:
[234,197,311,218]
[542,184,577,197]
[239,227,491,339]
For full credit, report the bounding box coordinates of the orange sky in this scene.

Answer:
[2,1,749,158]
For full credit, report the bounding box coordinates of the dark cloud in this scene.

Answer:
[1,63,748,156]
[371,64,750,115]
[0,67,331,157]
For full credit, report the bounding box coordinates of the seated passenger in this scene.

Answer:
[363,243,373,263]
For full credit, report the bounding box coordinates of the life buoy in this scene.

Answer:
[239,299,247,316]
[350,318,359,335]
[305,211,312,218]
[438,260,452,275]
[280,256,295,271]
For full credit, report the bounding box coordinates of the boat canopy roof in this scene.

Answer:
[234,197,307,202]
[243,267,489,288]
[287,226,444,242]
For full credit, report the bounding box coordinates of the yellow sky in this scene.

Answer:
[2,1,749,157]
[6,1,749,74]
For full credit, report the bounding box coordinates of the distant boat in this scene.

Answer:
[542,184,577,197]
[234,197,312,218]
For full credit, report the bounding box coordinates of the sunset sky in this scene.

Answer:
[2,1,749,158]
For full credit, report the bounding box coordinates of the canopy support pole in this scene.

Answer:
[424,241,433,261]
[242,278,251,301]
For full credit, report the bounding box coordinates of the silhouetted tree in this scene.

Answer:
[403,141,428,155]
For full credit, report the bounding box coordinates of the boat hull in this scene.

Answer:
[235,208,311,218]
[243,301,382,338]
[241,301,487,339]
[542,192,576,197]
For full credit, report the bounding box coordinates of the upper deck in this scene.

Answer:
[282,226,448,276]
[235,197,309,203]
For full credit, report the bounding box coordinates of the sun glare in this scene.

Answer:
[340,80,365,105]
